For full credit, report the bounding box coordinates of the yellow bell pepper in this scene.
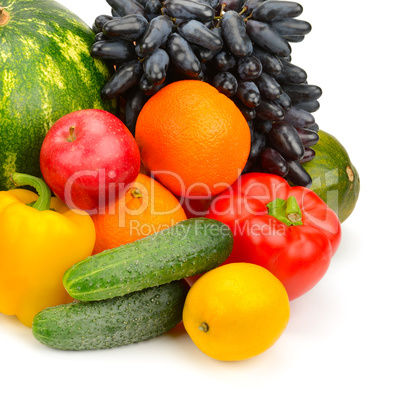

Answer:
[0,173,96,327]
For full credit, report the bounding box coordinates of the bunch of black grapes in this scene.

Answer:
[91,0,322,186]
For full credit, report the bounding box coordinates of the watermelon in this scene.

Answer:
[302,130,360,223]
[0,0,117,190]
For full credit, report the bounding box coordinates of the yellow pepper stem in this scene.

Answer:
[12,173,51,211]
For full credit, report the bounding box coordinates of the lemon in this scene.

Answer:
[183,263,290,361]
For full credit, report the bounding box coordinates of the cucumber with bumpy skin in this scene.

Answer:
[63,218,233,301]
[32,280,189,351]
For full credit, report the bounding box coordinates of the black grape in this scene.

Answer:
[137,15,173,55]
[125,86,147,134]
[266,121,305,160]
[163,0,215,22]
[145,0,163,20]
[143,48,170,84]
[252,1,303,22]
[102,14,149,41]
[254,117,272,134]
[95,32,110,41]
[285,160,312,187]
[246,20,291,58]
[212,50,237,72]
[255,71,282,99]
[256,98,284,121]
[212,72,238,97]
[294,99,320,112]
[276,59,307,84]
[283,35,305,43]
[299,147,315,164]
[106,0,147,18]
[295,127,319,147]
[274,91,292,111]
[90,39,136,61]
[243,129,266,172]
[243,0,265,13]
[249,130,266,160]
[237,55,263,80]
[111,8,121,17]
[194,27,223,62]
[236,80,261,108]
[270,18,311,36]
[139,73,167,95]
[234,99,257,120]
[93,15,114,33]
[101,60,142,99]
[219,0,246,12]
[281,54,292,62]
[221,10,253,57]
[166,33,202,78]
[260,147,289,176]
[177,20,223,50]
[252,46,283,76]
[283,106,315,128]
[199,0,219,7]
[281,84,322,103]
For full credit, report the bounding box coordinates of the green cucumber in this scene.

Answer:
[63,218,233,301]
[32,280,189,351]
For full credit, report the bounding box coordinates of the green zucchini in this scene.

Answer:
[32,280,189,351]
[63,218,233,301]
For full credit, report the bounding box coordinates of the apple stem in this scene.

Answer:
[11,173,52,211]
[67,126,76,142]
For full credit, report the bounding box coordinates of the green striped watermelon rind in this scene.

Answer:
[0,0,118,190]
[302,130,360,223]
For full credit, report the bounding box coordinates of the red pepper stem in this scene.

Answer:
[267,196,303,226]
[12,173,52,211]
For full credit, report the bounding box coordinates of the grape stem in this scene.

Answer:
[238,6,247,16]
[243,12,253,22]
[215,5,225,27]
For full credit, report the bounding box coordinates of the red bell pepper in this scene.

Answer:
[205,173,341,300]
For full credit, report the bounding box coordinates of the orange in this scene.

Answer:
[135,80,251,198]
[183,263,290,361]
[91,173,187,254]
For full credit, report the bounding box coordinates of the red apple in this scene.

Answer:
[40,109,141,213]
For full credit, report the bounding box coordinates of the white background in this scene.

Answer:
[1,0,401,401]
